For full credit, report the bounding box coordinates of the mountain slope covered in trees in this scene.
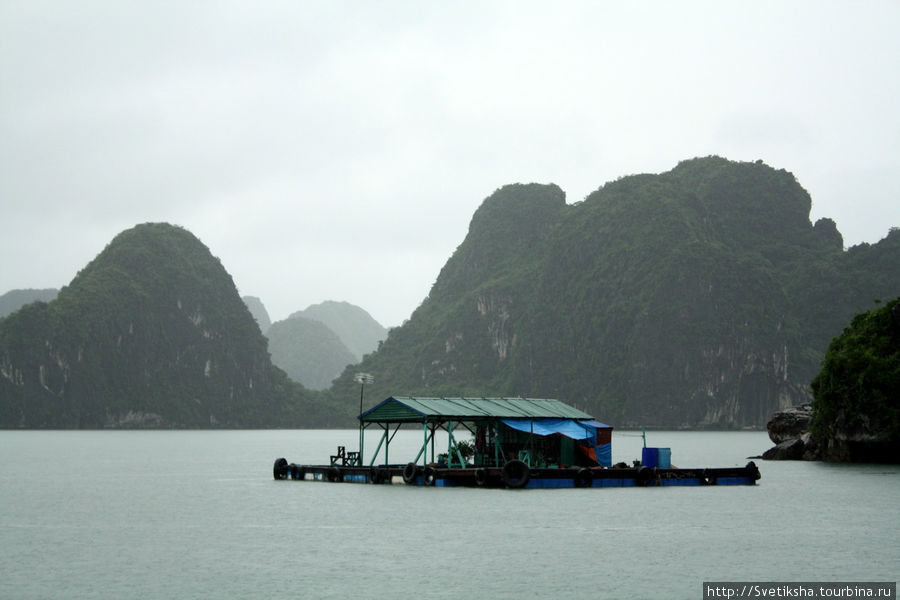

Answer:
[329,157,900,428]
[290,301,387,362]
[810,297,900,461]
[245,299,386,390]
[0,223,330,428]
[2,157,896,430]
[266,315,356,390]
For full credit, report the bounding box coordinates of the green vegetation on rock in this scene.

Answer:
[810,297,900,461]
[2,157,897,430]
[267,316,356,390]
[0,223,329,428]
[289,301,387,362]
[331,157,899,428]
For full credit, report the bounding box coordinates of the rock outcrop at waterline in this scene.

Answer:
[763,402,900,463]
[762,404,819,460]
[767,403,814,443]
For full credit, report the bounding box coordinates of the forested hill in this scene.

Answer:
[0,223,328,428]
[266,315,357,390]
[2,159,896,430]
[330,157,900,428]
[0,289,58,318]
[289,301,387,362]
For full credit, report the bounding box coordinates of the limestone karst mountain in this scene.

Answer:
[328,157,900,428]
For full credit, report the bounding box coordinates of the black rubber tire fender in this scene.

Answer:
[326,466,341,482]
[746,461,761,481]
[422,466,437,486]
[636,466,652,487]
[369,467,382,484]
[502,459,530,489]
[574,467,593,488]
[273,457,288,480]
[402,462,419,485]
[475,468,488,486]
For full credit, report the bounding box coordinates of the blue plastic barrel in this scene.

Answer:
[641,447,671,468]
[657,447,671,469]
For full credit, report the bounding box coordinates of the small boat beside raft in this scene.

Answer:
[273,396,761,489]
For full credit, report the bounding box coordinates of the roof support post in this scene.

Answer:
[424,420,429,465]
[430,422,436,464]
[528,420,534,468]
[447,421,455,466]
[447,421,466,468]
[494,425,506,465]
[368,424,388,467]
[369,423,404,466]
[413,422,435,465]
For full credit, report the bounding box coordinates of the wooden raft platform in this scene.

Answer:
[273,398,762,490]
[273,458,762,489]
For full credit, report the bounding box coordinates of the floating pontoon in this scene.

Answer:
[273,396,760,488]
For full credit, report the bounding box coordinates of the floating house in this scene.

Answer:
[359,396,613,471]
[274,396,761,488]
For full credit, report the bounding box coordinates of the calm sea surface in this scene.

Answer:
[1,430,897,599]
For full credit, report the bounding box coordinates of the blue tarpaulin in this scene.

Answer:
[501,418,613,467]
[595,443,611,466]
[500,418,599,440]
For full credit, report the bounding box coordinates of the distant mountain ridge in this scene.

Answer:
[289,300,387,361]
[328,157,900,429]
[0,289,58,319]
[242,296,271,333]
[239,298,386,390]
[266,316,357,390]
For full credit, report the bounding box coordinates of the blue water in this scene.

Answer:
[1,430,897,599]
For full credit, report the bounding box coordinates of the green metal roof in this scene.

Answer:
[359,396,594,423]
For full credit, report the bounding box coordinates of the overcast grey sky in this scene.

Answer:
[2,1,898,327]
